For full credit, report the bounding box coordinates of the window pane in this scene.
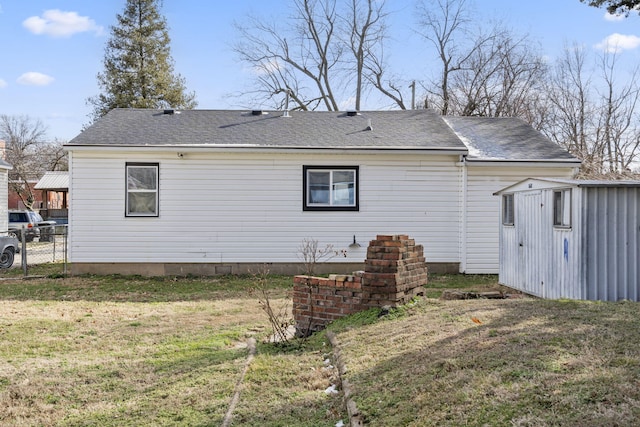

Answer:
[308,171,330,204]
[502,194,514,225]
[553,191,562,225]
[128,192,157,215]
[332,171,355,205]
[128,167,157,190]
[562,190,571,226]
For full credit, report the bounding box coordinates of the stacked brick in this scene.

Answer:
[292,235,427,336]
[292,274,363,336]
[361,234,427,308]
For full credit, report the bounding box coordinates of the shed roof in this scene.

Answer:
[34,171,69,190]
[443,116,580,163]
[66,109,467,152]
[494,177,640,195]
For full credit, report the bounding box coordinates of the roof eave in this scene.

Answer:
[64,144,468,155]
[465,158,581,167]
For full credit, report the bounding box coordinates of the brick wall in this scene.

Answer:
[293,235,427,335]
[293,273,363,335]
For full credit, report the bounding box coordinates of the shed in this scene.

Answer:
[495,178,640,301]
[63,109,579,276]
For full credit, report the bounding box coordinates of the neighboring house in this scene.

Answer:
[0,158,11,234]
[64,109,580,276]
[495,178,640,301]
[8,178,42,210]
[34,171,69,224]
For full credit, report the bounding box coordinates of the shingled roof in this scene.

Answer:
[443,116,580,163]
[67,108,580,164]
[67,108,466,151]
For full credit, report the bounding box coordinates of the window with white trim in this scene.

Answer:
[303,166,359,211]
[502,194,514,226]
[126,163,159,217]
[553,189,571,227]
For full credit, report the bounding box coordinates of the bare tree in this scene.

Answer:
[416,0,548,122]
[595,51,640,174]
[233,0,403,111]
[345,0,406,110]
[234,0,342,111]
[541,45,640,176]
[0,115,66,209]
[447,27,548,120]
[543,46,600,172]
[415,0,478,115]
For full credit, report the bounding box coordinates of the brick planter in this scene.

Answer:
[293,235,427,335]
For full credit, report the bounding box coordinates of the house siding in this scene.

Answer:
[464,165,575,274]
[0,170,7,234]
[69,151,462,269]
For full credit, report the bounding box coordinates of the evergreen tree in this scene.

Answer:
[87,0,196,123]
[580,0,640,15]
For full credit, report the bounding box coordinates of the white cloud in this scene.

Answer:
[251,58,283,76]
[17,72,54,86]
[604,12,626,22]
[594,33,640,53]
[339,97,357,111]
[0,79,6,88]
[23,9,103,38]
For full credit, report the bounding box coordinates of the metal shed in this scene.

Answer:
[495,178,640,301]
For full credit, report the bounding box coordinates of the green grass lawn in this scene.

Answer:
[1,270,640,426]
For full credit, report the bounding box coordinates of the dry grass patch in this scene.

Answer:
[333,298,640,426]
[0,298,255,426]
[0,275,345,427]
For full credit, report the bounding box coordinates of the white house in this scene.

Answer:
[64,109,580,276]
[0,154,11,235]
[495,178,640,301]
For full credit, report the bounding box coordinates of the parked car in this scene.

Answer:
[8,209,57,242]
[0,235,19,268]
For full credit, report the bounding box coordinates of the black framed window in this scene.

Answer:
[303,166,359,211]
[502,194,514,226]
[126,163,159,217]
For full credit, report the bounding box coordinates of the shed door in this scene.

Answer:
[518,191,545,297]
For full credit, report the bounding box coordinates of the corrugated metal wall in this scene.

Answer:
[584,187,640,301]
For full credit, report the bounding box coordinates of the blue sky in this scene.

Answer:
[1,0,640,141]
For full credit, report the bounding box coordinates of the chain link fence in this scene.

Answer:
[0,224,68,277]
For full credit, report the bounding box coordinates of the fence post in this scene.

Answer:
[20,226,27,276]
[63,226,68,276]
[52,226,56,262]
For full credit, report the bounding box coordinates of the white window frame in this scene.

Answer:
[303,166,359,211]
[126,163,159,217]
[553,188,571,228]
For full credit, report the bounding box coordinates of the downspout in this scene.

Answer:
[459,154,468,273]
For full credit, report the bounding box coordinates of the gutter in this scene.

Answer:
[464,158,582,167]
[63,145,469,156]
[459,154,468,274]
